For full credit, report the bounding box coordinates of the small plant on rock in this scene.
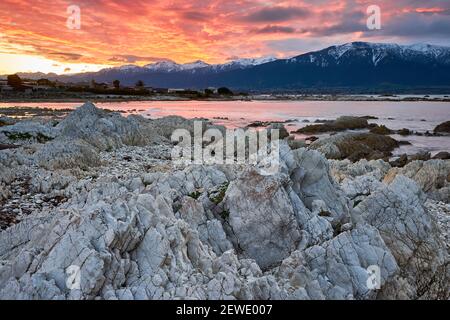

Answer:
[188,190,202,200]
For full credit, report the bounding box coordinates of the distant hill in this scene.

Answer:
[5,42,450,92]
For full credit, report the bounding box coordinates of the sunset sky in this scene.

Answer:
[0,0,449,75]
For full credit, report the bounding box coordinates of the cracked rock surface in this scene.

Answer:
[0,103,448,300]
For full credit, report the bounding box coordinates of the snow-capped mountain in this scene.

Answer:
[180,60,211,71]
[143,60,188,72]
[211,57,278,71]
[226,41,450,90]
[115,64,141,71]
[110,56,277,74]
[108,42,450,76]
[46,55,281,87]
[237,56,278,66]
[13,42,450,91]
[290,42,450,67]
[112,65,143,73]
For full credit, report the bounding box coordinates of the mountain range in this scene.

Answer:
[7,42,450,92]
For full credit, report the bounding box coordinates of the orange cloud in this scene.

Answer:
[0,0,449,74]
[415,7,447,13]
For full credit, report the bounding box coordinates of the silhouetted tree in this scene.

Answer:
[113,80,120,89]
[204,88,214,95]
[218,87,233,95]
[135,80,144,88]
[7,74,22,88]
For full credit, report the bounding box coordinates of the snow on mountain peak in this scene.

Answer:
[404,43,450,58]
[144,60,181,72]
[138,56,277,73]
[108,42,450,74]
[328,43,356,59]
[328,42,448,55]
[141,60,210,72]
[239,56,277,66]
[214,56,277,70]
[180,60,210,70]
[323,41,450,66]
[116,64,140,71]
[405,43,432,52]
[406,43,445,52]
[234,56,277,66]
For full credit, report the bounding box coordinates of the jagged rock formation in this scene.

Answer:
[0,116,15,127]
[310,132,399,162]
[55,102,165,150]
[34,139,102,170]
[296,116,369,134]
[355,176,448,299]
[0,163,14,201]
[433,152,450,160]
[369,125,393,135]
[223,168,301,269]
[0,121,56,144]
[0,149,398,300]
[0,103,448,300]
[384,160,450,203]
[434,121,450,134]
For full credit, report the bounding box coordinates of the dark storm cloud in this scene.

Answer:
[181,11,211,21]
[48,52,83,60]
[108,55,169,63]
[365,12,450,38]
[301,10,366,36]
[242,6,311,23]
[255,25,297,34]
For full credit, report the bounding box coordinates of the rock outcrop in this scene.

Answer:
[267,123,289,139]
[0,148,401,300]
[0,103,448,300]
[34,139,102,170]
[296,116,369,134]
[0,116,15,127]
[0,121,56,143]
[434,121,450,134]
[310,132,399,162]
[56,102,165,150]
[384,160,450,202]
[369,125,393,135]
[224,169,301,269]
[355,176,448,299]
[433,152,450,160]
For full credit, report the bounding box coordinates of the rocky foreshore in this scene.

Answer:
[0,102,448,300]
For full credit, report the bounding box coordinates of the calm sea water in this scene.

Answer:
[1,100,450,156]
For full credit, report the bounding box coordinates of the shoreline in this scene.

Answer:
[1,101,449,158]
[1,101,449,160]
[1,94,450,104]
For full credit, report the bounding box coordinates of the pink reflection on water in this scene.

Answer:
[1,100,450,155]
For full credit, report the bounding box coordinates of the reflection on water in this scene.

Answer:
[1,100,449,156]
